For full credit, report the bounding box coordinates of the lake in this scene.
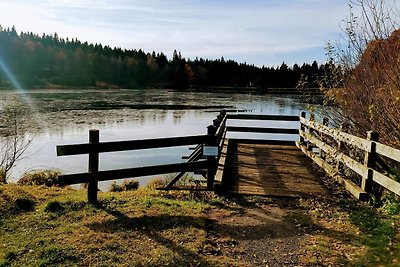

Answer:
[0,88,312,190]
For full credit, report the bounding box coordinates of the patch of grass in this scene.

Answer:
[44,201,65,213]
[350,206,400,266]
[299,196,400,266]
[0,184,246,266]
[37,246,79,266]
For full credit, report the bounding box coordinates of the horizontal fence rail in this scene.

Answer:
[227,126,299,134]
[213,112,300,191]
[57,135,208,156]
[57,110,400,204]
[227,114,299,121]
[298,112,400,199]
[56,129,215,203]
[58,160,209,186]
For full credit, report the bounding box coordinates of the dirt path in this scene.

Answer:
[204,175,371,267]
[206,197,313,266]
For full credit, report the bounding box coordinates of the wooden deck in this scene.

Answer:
[222,141,327,197]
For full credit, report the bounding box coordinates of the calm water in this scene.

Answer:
[0,89,310,190]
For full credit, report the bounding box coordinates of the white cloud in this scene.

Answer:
[0,0,350,65]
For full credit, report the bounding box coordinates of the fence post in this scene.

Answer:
[206,125,217,190]
[220,109,226,116]
[213,118,221,128]
[320,117,329,160]
[307,113,315,151]
[362,131,378,193]
[88,129,99,204]
[299,111,306,144]
[336,123,345,173]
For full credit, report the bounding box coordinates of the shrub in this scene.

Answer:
[18,170,60,187]
[109,180,139,192]
[146,177,167,189]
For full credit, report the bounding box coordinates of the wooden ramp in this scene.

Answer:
[222,141,327,197]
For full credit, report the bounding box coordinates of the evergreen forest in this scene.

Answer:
[0,26,332,90]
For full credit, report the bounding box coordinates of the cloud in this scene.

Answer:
[0,0,349,65]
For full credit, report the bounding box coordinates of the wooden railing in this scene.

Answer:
[57,110,400,203]
[57,130,214,203]
[297,111,400,200]
[212,112,300,191]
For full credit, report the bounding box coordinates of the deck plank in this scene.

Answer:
[223,142,327,197]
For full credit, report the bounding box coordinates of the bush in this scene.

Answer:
[109,180,139,192]
[146,177,167,189]
[18,170,60,187]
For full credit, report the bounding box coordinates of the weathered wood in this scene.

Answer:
[307,114,315,151]
[362,131,378,192]
[215,113,227,146]
[217,127,227,154]
[299,111,306,144]
[226,126,299,134]
[300,130,368,178]
[58,160,209,186]
[372,170,400,196]
[299,117,369,151]
[224,142,327,197]
[206,125,217,190]
[166,144,203,189]
[375,142,400,162]
[57,135,208,156]
[300,115,400,198]
[296,142,368,200]
[227,114,299,121]
[214,138,229,192]
[228,139,296,146]
[320,117,329,160]
[88,130,99,204]
[335,123,344,173]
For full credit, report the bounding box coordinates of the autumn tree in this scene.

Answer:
[323,0,400,148]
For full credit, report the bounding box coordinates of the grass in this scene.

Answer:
[298,195,400,266]
[0,184,240,267]
[0,183,399,266]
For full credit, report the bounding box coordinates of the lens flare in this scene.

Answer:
[0,56,43,132]
[0,58,33,105]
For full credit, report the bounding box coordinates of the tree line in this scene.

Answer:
[0,26,333,90]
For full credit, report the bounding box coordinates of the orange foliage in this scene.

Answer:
[332,30,400,147]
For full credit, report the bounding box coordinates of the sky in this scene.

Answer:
[0,0,352,67]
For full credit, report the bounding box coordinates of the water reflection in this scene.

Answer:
[1,89,310,189]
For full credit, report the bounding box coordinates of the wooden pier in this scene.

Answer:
[56,111,400,203]
[223,141,326,197]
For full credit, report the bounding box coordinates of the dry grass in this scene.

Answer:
[1,183,399,266]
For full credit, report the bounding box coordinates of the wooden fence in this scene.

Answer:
[57,129,215,203]
[213,112,300,191]
[56,111,300,202]
[56,110,399,203]
[297,111,400,200]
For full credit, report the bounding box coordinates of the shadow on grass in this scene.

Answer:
[87,203,212,266]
